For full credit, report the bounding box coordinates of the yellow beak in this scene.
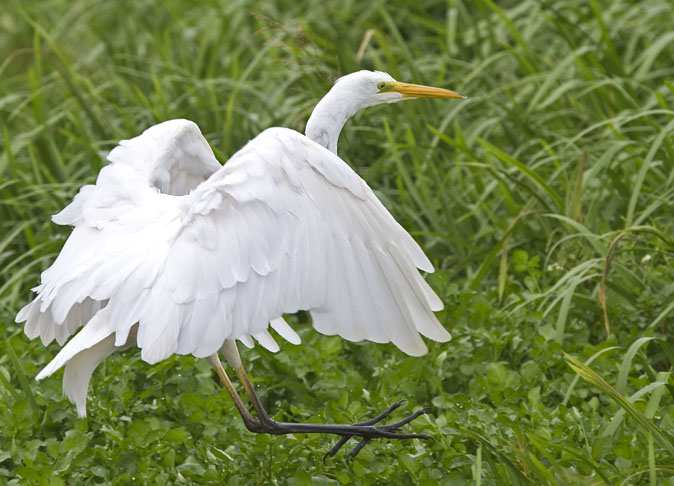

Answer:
[390,82,466,99]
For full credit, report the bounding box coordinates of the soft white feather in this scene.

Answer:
[62,324,138,417]
[20,121,448,366]
[36,306,114,380]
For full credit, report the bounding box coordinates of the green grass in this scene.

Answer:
[2,0,674,483]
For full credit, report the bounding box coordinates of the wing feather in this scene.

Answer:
[18,121,449,390]
[239,335,255,348]
[253,330,280,352]
[270,317,301,345]
[370,247,427,356]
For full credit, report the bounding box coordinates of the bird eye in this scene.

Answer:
[377,82,387,90]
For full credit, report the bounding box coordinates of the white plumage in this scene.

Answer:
[16,70,462,418]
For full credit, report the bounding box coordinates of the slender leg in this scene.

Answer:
[206,354,263,433]
[208,340,431,460]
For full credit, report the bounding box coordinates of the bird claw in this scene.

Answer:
[345,437,371,463]
[322,401,431,462]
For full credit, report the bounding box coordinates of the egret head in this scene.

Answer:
[332,70,465,109]
[306,70,465,153]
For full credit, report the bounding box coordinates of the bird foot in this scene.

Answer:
[234,398,430,461]
[322,400,431,462]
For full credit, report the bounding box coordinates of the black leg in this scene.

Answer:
[324,403,431,461]
[227,359,430,460]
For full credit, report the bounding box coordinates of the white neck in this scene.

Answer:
[305,89,365,154]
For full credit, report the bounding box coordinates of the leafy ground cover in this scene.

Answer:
[2,0,674,484]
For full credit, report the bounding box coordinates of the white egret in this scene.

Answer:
[16,70,465,459]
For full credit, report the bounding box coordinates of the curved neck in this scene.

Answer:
[305,90,362,154]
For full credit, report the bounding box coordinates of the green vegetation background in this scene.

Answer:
[2,0,674,484]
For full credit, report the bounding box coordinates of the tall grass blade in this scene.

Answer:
[5,338,38,413]
[564,353,674,458]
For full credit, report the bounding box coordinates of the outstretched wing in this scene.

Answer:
[18,120,449,377]
[107,118,223,196]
